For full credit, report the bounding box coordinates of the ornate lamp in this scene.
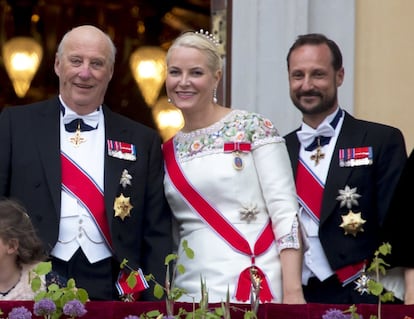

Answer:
[152,96,184,141]
[129,46,166,107]
[2,36,43,98]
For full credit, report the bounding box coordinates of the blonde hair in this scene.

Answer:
[166,31,223,74]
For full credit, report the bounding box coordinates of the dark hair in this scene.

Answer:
[0,199,46,266]
[286,33,343,71]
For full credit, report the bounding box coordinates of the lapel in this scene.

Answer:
[33,97,61,216]
[102,106,133,223]
[319,112,366,224]
[285,129,301,177]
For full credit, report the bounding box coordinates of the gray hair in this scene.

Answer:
[56,25,117,65]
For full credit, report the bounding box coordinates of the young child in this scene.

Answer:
[0,199,48,300]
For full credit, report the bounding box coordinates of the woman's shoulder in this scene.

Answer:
[227,109,281,143]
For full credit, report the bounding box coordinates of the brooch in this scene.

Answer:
[113,193,133,221]
[239,203,259,223]
[120,169,132,188]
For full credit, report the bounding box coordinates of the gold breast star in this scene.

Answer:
[113,193,133,221]
[340,210,366,237]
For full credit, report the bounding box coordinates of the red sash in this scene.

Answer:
[61,152,112,248]
[296,159,324,223]
[296,159,365,284]
[163,139,275,302]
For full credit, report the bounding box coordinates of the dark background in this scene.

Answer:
[0,0,211,129]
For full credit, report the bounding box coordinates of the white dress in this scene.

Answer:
[164,109,300,303]
[0,264,45,301]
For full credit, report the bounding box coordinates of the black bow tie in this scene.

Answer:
[64,118,97,133]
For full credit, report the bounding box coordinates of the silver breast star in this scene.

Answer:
[239,203,259,223]
[336,185,361,209]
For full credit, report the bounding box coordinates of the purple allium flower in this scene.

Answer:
[124,316,140,319]
[62,300,87,318]
[163,316,175,319]
[8,306,32,319]
[322,308,348,319]
[33,298,57,316]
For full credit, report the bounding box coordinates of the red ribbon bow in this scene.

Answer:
[223,142,251,152]
[235,266,273,302]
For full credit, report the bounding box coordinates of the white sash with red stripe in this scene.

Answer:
[61,152,112,248]
[163,139,275,302]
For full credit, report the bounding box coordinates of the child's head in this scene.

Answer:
[0,199,46,266]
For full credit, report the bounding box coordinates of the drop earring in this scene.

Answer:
[213,88,218,104]
[167,97,172,103]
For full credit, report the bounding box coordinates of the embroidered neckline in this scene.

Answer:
[176,109,237,140]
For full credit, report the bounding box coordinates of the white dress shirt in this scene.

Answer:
[51,98,112,263]
[297,108,344,284]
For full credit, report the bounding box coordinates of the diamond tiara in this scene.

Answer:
[195,29,220,47]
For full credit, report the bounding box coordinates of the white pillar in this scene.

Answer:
[231,0,355,136]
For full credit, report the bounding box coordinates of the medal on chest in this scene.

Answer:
[223,142,251,170]
[69,121,86,147]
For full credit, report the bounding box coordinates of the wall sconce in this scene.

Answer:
[152,96,184,141]
[2,36,43,98]
[129,46,166,107]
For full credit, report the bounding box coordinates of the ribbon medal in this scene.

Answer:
[339,146,373,167]
[223,142,251,170]
[107,140,137,161]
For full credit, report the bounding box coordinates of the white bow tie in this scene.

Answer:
[62,108,100,128]
[296,123,335,148]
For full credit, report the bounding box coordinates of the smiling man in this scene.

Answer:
[283,33,407,304]
[0,25,172,301]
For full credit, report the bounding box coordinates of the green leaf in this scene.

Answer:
[380,290,395,303]
[145,310,162,317]
[31,276,41,292]
[127,272,138,288]
[120,258,128,269]
[177,264,185,274]
[154,283,164,299]
[367,279,383,296]
[378,242,392,256]
[66,278,76,288]
[77,288,89,303]
[184,246,194,259]
[165,253,178,265]
[33,261,52,276]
